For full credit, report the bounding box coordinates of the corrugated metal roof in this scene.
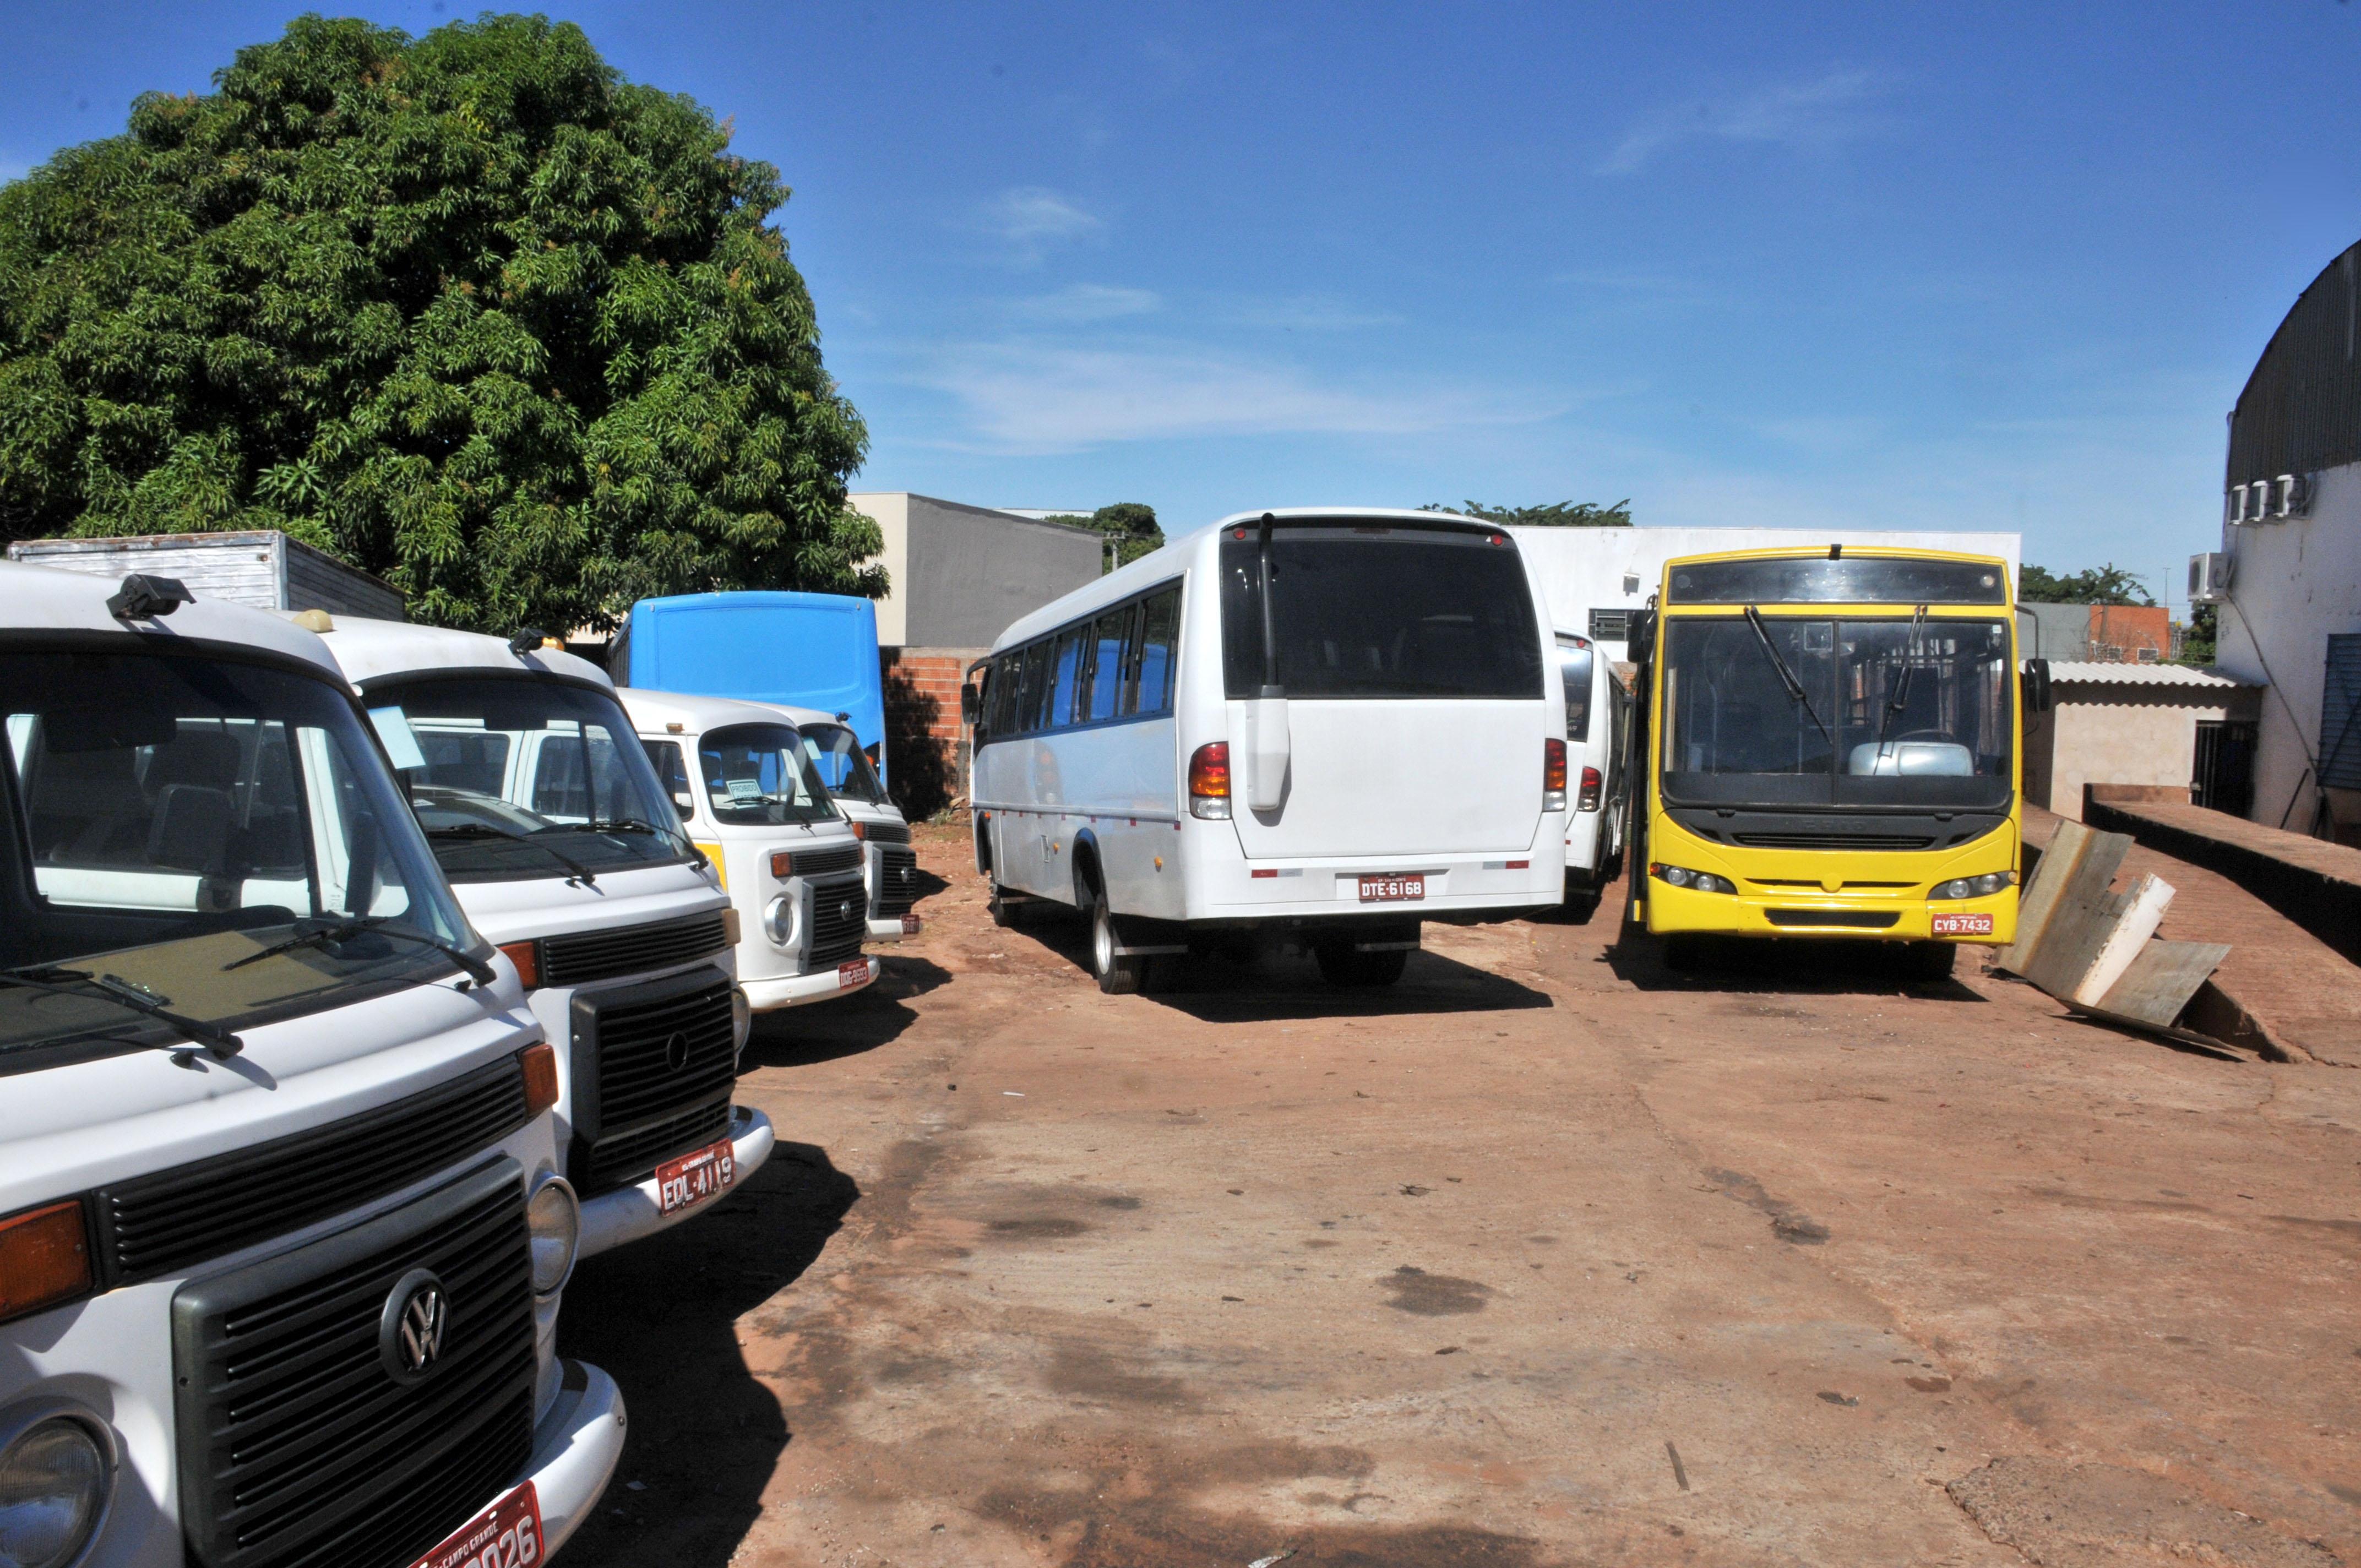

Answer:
[2042,661,2254,688]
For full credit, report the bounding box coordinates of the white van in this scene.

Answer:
[318,620,770,1259]
[1555,629,1633,896]
[764,704,921,943]
[967,509,1569,992]
[617,689,879,1010]
[0,565,622,1568]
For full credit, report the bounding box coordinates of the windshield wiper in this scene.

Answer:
[1870,603,1932,763]
[1743,606,1835,754]
[222,915,497,984]
[425,822,596,885]
[0,966,243,1058]
[547,817,662,836]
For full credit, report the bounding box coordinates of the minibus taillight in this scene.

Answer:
[1543,739,1568,813]
[0,1200,92,1325]
[1577,766,1602,813]
[497,940,540,988]
[1189,742,1232,820]
[520,1043,562,1118]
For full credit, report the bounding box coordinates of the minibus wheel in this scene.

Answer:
[989,885,1022,927]
[1084,886,1145,994]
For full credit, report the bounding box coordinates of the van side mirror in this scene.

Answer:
[2023,658,2052,715]
[960,684,980,725]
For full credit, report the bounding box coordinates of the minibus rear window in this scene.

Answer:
[1558,640,1594,742]
[1220,526,1542,700]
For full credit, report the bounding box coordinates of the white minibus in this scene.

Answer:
[1555,629,1633,897]
[0,564,622,1568]
[966,509,1568,992]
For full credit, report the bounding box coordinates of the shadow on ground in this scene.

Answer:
[557,1142,859,1567]
[742,956,951,1068]
[1603,928,1990,1003]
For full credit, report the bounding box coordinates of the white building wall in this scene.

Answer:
[2210,460,2361,829]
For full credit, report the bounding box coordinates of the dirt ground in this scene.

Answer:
[559,820,2361,1568]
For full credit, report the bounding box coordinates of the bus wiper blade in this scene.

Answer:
[1871,603,1931,763]
[548,817,660,836]
[425,822,597,885]
[0,965,243,1058]
[1743,606,1835,752]
[222,916,498,984]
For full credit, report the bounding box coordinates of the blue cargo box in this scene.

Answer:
[613,591,889,784]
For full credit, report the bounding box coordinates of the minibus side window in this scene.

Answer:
[1135,589,1180,716]
[1048,629,1086,729]
[1084,608,1134,723]
[1019,642,1052,733]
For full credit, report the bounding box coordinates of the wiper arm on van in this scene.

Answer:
[547,816,661,836]
[0,966,243,1058]
[1743,606,1835,753]
[425,822,596,885]
[1871,603,1931,761]
[222,916,498,984]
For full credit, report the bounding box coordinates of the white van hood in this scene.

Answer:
[448,859,727,946]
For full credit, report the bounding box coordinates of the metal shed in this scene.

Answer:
[5,531,405,620]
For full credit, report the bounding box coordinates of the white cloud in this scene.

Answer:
[1010,284,1162,323]
[917,341,1552,454]
[974,186,1103,265]
[1600,69,1890,176]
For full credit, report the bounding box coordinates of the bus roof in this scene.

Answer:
[1656,545,2014,608]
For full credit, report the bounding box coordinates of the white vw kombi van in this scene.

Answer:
[0,564,622,1568]
[765,704,921,944]
[618,690,877,1011]
[318,621,771,1259]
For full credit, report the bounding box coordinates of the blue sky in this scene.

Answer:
[6,3,2361,607]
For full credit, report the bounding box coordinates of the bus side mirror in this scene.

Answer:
[2023,658,2052,715]
[960,684,980,725]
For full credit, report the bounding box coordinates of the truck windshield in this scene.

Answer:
[695,724,838,826]
[1660,617,2014,810]
[367,674,695,882]
[1,649,472,1071]
[1218,524,1543,699]
[798,724,889,806]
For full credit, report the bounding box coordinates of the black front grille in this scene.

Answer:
[1765,908,1902,929]
[1734,832,1935,851]
[94,1058,527,1286]
[569,967,738,1195]
[792,843,863,877]
[172,1159,536,1568]
[858,820,911,845]
[807,873,867,967]
[540,910,730,987]
[874,845,920,918]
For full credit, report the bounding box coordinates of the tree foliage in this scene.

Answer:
[1043,500,1164,573]
[2017,563,2154,606]
[0,13,877,632]
[1419,499,1632,527]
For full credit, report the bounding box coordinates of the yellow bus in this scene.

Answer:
[1626,546,2040,978]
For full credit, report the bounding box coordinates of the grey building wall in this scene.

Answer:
[900,496,1102,647]
[2019,601,2092,662]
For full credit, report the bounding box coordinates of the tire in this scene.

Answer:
[1085,886,1145,995]
[1902,941,1957,981]
[1314,943,1409,987]
[988,884,1021,928]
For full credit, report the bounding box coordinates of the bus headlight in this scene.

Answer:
[0,1406,115,1568]
[1932,872,2013,900]
[1651,863,1736,895]
[763,894,799,950]
[525,1176,580,1298]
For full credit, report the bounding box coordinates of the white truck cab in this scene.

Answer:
[765,704,921,943]
[315,620,771,1259]
[0,564,622,1568]
[618,690,878,1011]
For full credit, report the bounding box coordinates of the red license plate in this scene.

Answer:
[655,1136,736,1216]
[900,914,922,935]
[1358,874,1426,904]
[1931,911,1994,937]
[839,957,872,987]
[407,1482,542,1568]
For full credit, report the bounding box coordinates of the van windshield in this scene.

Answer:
[1219,524,1543,699]
[367,674,695,881]
[798,724,889,806]
[1,648,472,1072]
[696,724,838,826]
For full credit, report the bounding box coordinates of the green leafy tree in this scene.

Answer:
[2017,563,2154,606]
[1045,501,1164,573]
[2174,603,2217,667]
[1419,499,1633,527]
[0,13,877,633]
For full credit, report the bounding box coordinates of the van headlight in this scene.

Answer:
[525,1176,580,1298]
[1931,872,2013,900]
[0,1406,115,1568]
[730,985,752,1055]
[762,894,798,950]
[1650,862,1736,895]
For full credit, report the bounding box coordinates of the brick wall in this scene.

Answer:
[2089,605,2170,663]
[881,646,986,819]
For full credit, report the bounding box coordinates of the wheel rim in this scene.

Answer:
[1093,903,1114,973]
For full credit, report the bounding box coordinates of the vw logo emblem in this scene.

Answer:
[663,1031,691,1072]
[838,900,855,922]
[379,1268,449,1384]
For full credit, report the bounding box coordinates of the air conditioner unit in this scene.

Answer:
[2189,551,2232,604]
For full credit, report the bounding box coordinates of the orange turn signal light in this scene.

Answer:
[0,1199,93,1325]
[770,851,792,879]
[721,907,741,945]
[497,940,540,989]
[845,820,868,840]
[519,1042,562,1118]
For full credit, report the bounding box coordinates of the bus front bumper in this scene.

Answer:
[739,959,879,1011]
[1642,879,2017,944]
